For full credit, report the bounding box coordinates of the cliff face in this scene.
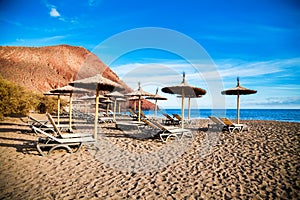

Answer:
[0,45,154,109]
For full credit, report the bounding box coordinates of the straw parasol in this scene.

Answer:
[146,88,167,116]
[50,85,89,130]
[43,92,68,125]
[162,72,206,128]
[69,74,124,139]
[105,91,125,120]
[221,77,257,124]
[128,96,139,112]
[125,82,155,122]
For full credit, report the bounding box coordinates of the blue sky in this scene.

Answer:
[1,0,300,109]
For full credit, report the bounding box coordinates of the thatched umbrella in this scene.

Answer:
[221,77,257,124]
[69,74,124,139]
[50,85,89,130]
[146,88,167,116]
[105,91,125,120]
[162,72,206,128]
[125,82,155,122]
[128,96,139,112]
[43,92,68,125]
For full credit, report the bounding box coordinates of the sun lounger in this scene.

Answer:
[98,116,115,123]
[128,109,149,120]
[219,118,248,132]
[32,126,95,156]
[128,109,138,120]
[208,116,227,131]
[143,119,193,142]
[27,115,69,133]
[208,116,246,133]
[103,110,114,117]
[72,109,94,122]
[46,113,93,138]
[172,114,182,121]
[172,114,192,125]
[116,121,145,132]
[162,113,180,125]
[140,110,148,120]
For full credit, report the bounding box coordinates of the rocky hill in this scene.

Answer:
[0,45,154,109]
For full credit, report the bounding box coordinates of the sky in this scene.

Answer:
[1,0,300,109]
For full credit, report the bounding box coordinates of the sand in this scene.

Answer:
[0,115,299,199]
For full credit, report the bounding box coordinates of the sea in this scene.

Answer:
[142,109,300,123]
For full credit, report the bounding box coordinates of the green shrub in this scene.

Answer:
[0,76,31,119]
[0,76,66,120]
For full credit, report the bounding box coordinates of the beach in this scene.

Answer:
[0,116,299,199]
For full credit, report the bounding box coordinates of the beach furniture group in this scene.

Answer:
[26,73,256,156]
[28,110,250,156]
[28,109,250,156]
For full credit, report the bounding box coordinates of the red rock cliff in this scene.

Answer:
[0,45,154,110]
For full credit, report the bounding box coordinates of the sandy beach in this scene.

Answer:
[0,116,299,199]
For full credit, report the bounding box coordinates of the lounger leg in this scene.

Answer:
[160,134,166,142]
[48,145,73,155]
[160,133,180,142]
[73,143,84,153]
[36,143,47,156]
[229,127,240,133]
[182,131,193,139]
[167,134,180,142]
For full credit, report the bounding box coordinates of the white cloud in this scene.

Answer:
[50,7,60,17]
[112,58,300,87]
[43,1,71,22]
[215,58,300,79]
[45,3,77,24]
[6,35,66,47]
[246,96,300,107]
[110,57,300,108]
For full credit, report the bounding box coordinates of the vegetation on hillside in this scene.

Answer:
[0,75,66,120]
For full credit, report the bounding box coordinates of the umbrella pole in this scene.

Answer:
[57,94,60,125]
[94,89,99,140]
[113,99,117,121]
[188,97,191,121]
[155,99,158,116]
[237,93,240,124]
[69,92,73,131]
[118,102,121,114]
[106,103,109,115]
[138,97,141,122]
[134,101,136,112]
[181,89,185,129]
[85,102,87,114]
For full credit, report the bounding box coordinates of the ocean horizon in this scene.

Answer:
[142,109,300,123]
